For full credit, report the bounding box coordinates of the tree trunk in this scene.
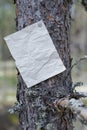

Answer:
[16,0,73,130]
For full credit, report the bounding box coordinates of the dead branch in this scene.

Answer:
[65,56,87,80]
[77,92,87,97]
[54,97,87,124]
[70,92,87,99]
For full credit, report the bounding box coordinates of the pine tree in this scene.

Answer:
[16,1,73,130]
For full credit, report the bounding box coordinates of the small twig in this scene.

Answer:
[70,92,87,99]
[77,92,87,97]
[65,56,87,80]
[72,82,83,91]
[70,57,87,71]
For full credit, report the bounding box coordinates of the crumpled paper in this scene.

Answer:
[4,20,66,88]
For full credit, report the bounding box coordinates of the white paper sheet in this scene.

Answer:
[4,20,66,88]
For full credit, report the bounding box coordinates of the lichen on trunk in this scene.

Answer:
[16,0,73,130]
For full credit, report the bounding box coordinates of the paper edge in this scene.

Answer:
[17,64,66,88]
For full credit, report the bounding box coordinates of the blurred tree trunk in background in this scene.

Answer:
[16,0,73,130]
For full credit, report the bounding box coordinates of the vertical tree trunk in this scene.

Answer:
[16,0,73,130]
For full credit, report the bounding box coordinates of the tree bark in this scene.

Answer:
[16,0,73,130]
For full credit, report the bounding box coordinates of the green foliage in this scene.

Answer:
[0,74,17,87]
[77,0,82,2]
[0,0,15,61]
[8,114,18,125]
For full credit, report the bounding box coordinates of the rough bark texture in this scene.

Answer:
[16,0,73,130]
